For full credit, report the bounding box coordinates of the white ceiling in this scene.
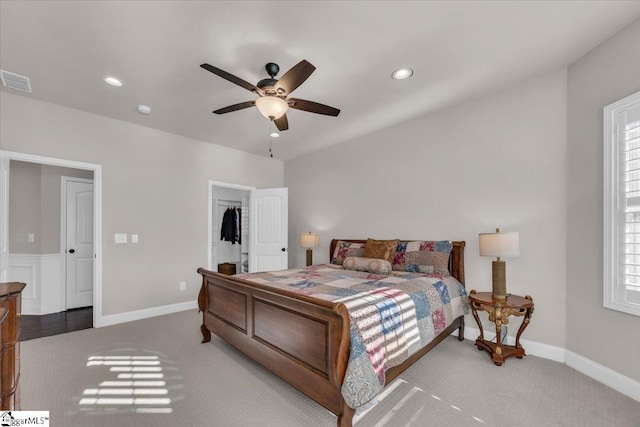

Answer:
[2,1,640,161]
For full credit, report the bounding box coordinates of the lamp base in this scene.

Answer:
[306,248,313,267]
[492,259,507,299]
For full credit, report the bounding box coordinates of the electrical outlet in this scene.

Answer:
[28,233,34,243]
[179,281,186,291]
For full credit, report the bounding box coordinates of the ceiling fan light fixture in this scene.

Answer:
[255,96,289,120]
[391,67,413,80]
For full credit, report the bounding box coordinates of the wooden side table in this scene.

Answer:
[468,290,534,366]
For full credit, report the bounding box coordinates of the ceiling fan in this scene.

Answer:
[200,60,340,131]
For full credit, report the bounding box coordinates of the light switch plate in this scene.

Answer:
[115,233,127,244]
[28,233,35,243]
[131,234,139,243]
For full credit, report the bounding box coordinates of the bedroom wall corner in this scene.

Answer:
[566,18,640,382]
[285,67,568,349]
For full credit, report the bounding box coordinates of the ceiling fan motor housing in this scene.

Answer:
[257,78,278,92]
[258,63,281,94]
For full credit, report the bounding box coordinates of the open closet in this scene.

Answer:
[208,181,289,274]
[211,186,249,274]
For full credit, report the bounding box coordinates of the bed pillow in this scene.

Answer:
[363,238,399,265]
[343,257,392,274]
[392,240,452,274]
[331,241,366,265]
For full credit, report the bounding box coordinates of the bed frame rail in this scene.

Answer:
[197,268,354,423]
[199,239,466,426]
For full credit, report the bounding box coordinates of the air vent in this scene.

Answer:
[0,70,32,93]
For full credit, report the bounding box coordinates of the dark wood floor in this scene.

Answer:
[20,306,93,341]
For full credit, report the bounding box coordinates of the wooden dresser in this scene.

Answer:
[0,282,25,410]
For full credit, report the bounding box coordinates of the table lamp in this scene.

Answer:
[479,228,520,300]
[300,232,319,266]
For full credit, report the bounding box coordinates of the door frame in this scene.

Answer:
[0,150,103,326]
[208,180,254,270]
[60,176,94,311]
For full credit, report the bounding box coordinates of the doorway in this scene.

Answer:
[208,181,289,274]
[209,181,252,273]
[0,150,103,330]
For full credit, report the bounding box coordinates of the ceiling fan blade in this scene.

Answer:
[200,63,263,95]
[213,101,255,114]
[274,114,289,131]
[275,60,316,96]
[288,98,340,117]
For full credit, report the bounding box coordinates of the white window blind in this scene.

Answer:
[604,90,640,316]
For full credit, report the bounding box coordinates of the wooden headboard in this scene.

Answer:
[329,239,466,286]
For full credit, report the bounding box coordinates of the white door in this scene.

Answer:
[65,179,94,309]
[249,188,288,273]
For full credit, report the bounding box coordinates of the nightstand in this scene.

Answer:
[468,290,534,366]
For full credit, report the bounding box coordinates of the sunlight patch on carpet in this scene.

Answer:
[77,352,176,414]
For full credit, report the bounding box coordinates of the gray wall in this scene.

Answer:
[9,160,93,254]
[1,92,284,315]
[566,19,640,380]
[286,69,568,348]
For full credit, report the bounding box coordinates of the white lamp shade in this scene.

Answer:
[300,232,319,249]
[479,231,519,258]
[255,96,289,119]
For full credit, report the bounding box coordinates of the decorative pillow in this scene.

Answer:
[343,257,392,274]
[392,240,453,274]
[331,241,366,265]
[363,238,399,265]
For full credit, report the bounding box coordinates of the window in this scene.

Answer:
[604,90,640,316]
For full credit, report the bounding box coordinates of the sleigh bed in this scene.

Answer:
[197,239,467,427]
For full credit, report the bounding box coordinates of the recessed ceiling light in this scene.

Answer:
[391,68,413,80]
[104,76,122,87]
[270,132,280,138]
[137,104,152,115]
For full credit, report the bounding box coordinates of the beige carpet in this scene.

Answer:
[21,310,640,426]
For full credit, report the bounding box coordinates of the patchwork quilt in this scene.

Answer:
[236,264,468,408]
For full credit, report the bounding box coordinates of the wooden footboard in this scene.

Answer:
[197,268,356,425]
[198,239,466,427]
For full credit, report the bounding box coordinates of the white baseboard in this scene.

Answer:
[95,299,198,328]
[565,350,640,402]
[458,324,640,402]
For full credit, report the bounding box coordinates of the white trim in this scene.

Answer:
[8,257,37,300]
[207,180,255,270]
[460,325,640,402]
[8,253,62,315]
[0,156,10,282]
[566,350,640,402]
[96,300,198,328]
[603,90,640,316]
[0,150,103,326]
[60,175,94,311]
[209,180,255,192]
